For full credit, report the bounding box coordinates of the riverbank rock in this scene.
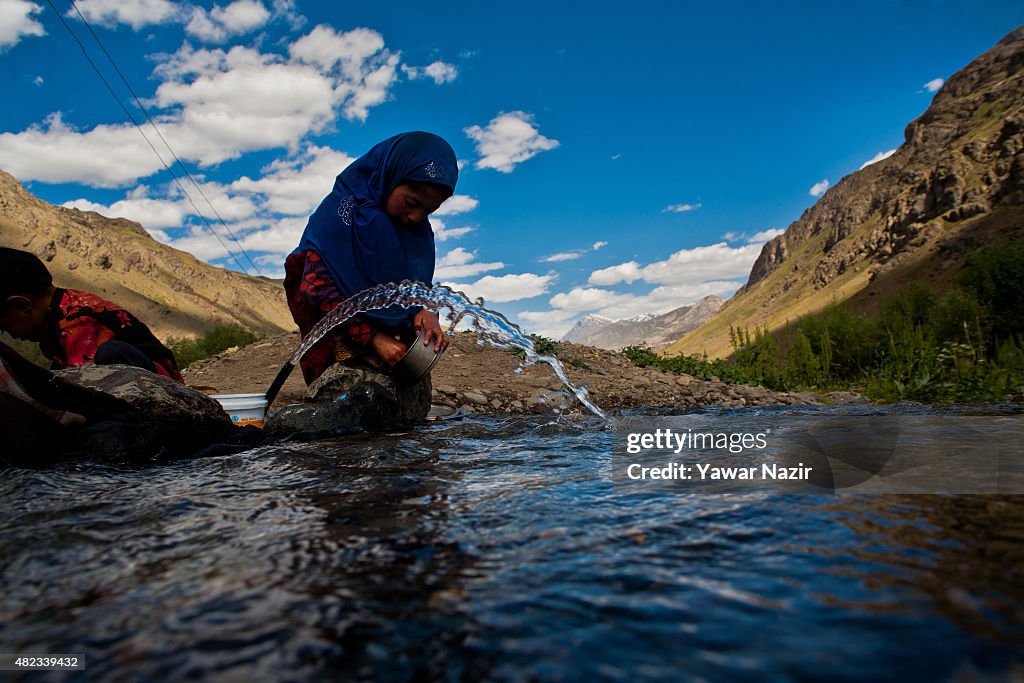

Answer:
[57,364,233,428]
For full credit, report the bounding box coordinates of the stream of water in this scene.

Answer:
[1,404,1022,681]
[280,280,606,418]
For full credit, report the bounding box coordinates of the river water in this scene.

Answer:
[2,404,1023,681]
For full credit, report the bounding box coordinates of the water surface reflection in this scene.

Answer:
[0,407,1021,680]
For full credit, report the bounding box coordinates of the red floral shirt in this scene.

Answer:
[40,288,183,383]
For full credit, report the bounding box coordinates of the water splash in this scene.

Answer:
[280,280,607,419]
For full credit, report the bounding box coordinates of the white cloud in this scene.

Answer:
[540,241,607,263]
[611,153,622,160]
[636,243,762,286]
[402,60,458,84]
[0,113,167,187]
[606,282,738,319]
[431,218,473,242]
[747,228,784,243]
[663,202,701,213]
[160,227,240,262]
[0,0,44,49]
[433,194,478,216]
[158,212,306,270]
[62,195,188,231]
[548,287,632,313]
[541,251,584,263]
[809,179,830,197]
[589,261,643,286]
[0,24,411,187]
[62,178,259,231]
[32,75,42,85]
[153,45,339,164]
[464,111,559,173]
[521,241,767,337]
[923,78,944,93]
[518,286,632,338]
[590,242,762,288]
[234,215,306,254]
[859,148,897,170]
[444,272,554,304]
[269,0,303,30]
[181,180,260,222]
[289,24,400,121]
[519,280,743,338]
[723,229,783,243]
[69,0,179,30]
[434,247,504,279]
[517,308,580,332]
[186,0,270,43]
[232,144,355,215]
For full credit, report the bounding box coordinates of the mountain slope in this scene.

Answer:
[667,26,1024,359]
[0,169,293,341]
[562,295,724,350]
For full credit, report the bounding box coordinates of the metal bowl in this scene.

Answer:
[393,328,445,384]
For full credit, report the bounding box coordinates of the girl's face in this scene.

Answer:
[384,183,449,228]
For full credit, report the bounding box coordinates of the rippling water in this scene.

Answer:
[2,405,1023,681]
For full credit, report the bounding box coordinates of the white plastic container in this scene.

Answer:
[211,393,268,428]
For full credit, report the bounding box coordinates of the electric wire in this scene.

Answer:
[41,0,263,278]
[65,0,263,278]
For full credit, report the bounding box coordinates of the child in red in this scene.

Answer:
[0,248,183,382]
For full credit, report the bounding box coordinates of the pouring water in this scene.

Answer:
[266,280,607,419]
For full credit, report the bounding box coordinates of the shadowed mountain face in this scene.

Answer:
[0,169,294,342]
[561,295,724,350]
[669,26,1024,359]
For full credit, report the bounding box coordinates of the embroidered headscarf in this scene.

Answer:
[295,131,458,325]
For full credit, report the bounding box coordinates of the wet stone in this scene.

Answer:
[56,364,231,427]
[462,391,489,406]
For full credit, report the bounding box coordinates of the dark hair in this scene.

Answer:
[0,248,53,303]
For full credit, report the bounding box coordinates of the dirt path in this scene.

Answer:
[183,332,814,415]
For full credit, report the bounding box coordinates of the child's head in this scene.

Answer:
[0,248,55,341]
[384,180,453,229]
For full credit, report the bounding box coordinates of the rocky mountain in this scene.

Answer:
[0,169,294,342]
[667,26,1024,358]
[561,295,724,350]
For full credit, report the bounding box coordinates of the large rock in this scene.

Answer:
[264,361,432,438]
[56,364,232,428]
[51,365,260,462]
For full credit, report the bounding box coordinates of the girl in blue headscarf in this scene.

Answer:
[285,132,458,384]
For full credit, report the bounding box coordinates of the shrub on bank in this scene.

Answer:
[623,241,1024,403]
[166,324,260,369]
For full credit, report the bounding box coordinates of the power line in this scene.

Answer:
[42,0,264,278]
[65,0,263,278]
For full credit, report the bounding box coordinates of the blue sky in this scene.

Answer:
[1,1,1021,337]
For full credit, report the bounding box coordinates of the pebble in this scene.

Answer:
[462,391,489,406]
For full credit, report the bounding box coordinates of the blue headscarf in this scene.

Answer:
[295,131,458,325]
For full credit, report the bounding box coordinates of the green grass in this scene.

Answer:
[625,240,1024,403]
[166,324,261,369]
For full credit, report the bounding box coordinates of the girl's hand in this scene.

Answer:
[414,310,448,353]
[370,332,407,367]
